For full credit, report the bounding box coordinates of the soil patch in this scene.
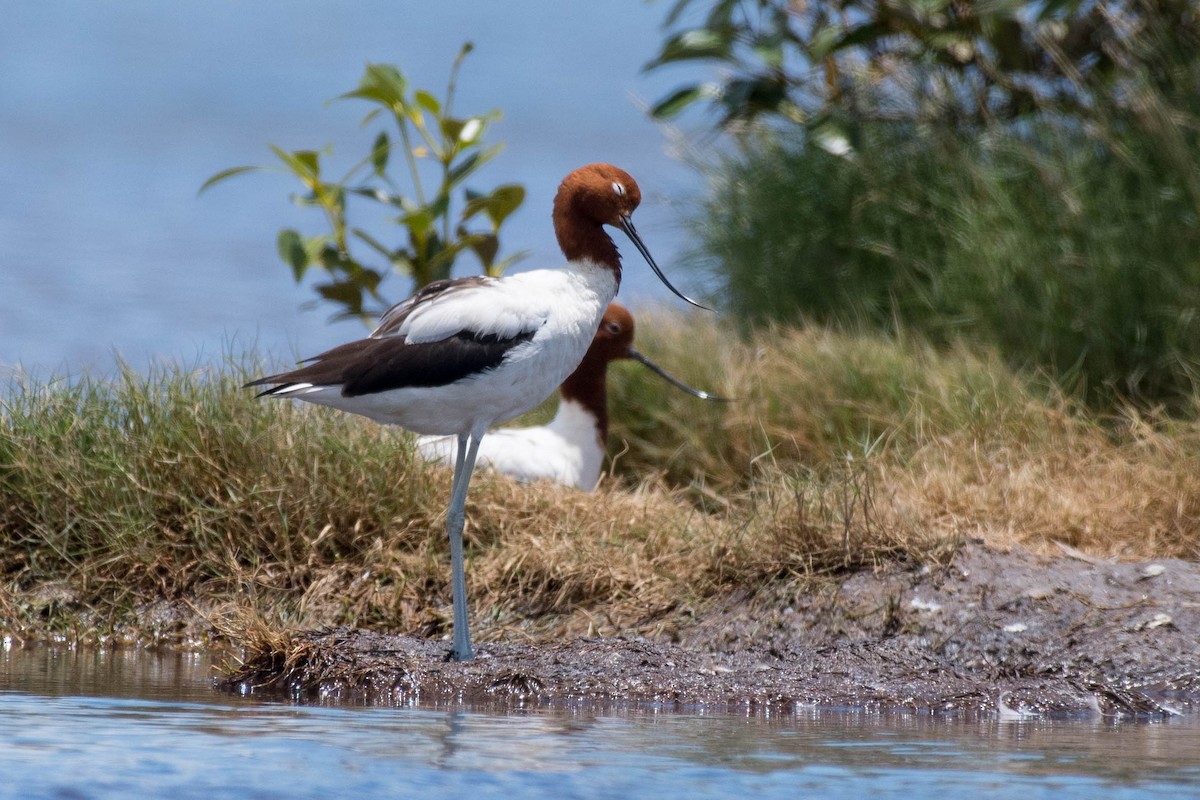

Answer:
[221,542,1200,718]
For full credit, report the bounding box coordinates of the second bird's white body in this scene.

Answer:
[418,397,605,490]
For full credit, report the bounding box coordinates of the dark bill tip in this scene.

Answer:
[629,349,733,402]
[618,215,712,312]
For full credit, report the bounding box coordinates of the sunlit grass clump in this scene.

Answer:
[2,316,1199,644]
[0,359,441,638]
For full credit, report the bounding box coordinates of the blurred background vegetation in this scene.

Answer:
[647,0,1200,408]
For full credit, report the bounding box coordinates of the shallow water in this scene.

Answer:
[1,644,1198,799]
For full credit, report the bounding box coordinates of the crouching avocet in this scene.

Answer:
[417,302,727,490]
[246,163,708,661]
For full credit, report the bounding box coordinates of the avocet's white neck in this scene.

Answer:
[564,257,620,307]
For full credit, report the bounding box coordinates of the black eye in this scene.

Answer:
[605,322,621,334]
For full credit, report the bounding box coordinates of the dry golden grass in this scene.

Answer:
[607,314,1200,562]
[2,318,1198,644]
[891,412,1200,559]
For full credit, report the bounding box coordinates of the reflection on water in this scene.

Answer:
[1,644,1199,800]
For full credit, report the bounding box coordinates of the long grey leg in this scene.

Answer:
[446,432,483,661]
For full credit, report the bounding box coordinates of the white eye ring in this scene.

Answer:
[612,182,625,197]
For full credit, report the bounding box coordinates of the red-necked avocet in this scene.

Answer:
[246,163,707,661]
[416,302,727,490]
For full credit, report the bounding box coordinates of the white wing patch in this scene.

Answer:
[393,278,554,345]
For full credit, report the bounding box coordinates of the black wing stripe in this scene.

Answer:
[247,329,537,397]
[345,330,536,395]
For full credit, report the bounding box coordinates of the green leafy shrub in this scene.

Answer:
[650,1,1200,406]
[694,119,1200,405]
[203,43,526,321]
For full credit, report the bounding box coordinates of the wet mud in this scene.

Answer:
[221,542,1200,719]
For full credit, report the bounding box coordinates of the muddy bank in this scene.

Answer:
[221,542,1200,718]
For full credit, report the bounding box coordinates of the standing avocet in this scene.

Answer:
[246,163,706,661]
[417,302,727,490]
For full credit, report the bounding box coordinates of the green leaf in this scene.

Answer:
[644,29,731,70]
[440,116,466,143]
[315,280,365,315]
[290,190,321,208]
[399,208,435,239]
[276,229,309,282]
[316,242,353,274]
[198,165,259,194]
[448,151,481,186]
[924,31,969,52]
[702,0,738,31]
[270,146,321,183]
[448,144,501,187]
[325,185,347,217]
[356,268,384,295]
[464,184,524,228]
[428,192,451,221]
[464,231,499,268]
[650,86,704,119]
[414,90,441,115]
[339,63,409,111]
[808,23,846,60]
[423,236,464,281]
[371,131,389,175]
[350,228,385,257]
[718,75,788,121]
[389,251,415,277]
[296,150,321,176]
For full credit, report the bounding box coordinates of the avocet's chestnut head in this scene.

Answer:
[572,302,730,403]
[553,163,708,310]
[554,163,643,228]
[590,302,637,362]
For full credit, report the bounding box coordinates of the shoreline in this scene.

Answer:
[204,541,1198,718]
[5,542,1198,720]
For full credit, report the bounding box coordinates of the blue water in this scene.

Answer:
[1,1,711,377]
[2,645,1198,799]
